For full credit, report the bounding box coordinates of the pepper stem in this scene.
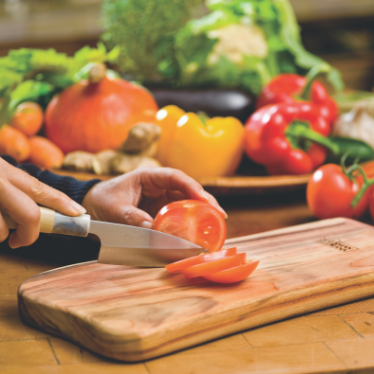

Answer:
[286,122,339,154]
[299,63,331,101]
[197,111,209,127]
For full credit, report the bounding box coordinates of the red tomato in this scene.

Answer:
[153,200,226,252]
[182,253,246,279]
[165,247,237,273]
[204,261,260,284]
[307,164,368,220]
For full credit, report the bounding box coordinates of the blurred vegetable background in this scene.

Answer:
[0,0,374,182]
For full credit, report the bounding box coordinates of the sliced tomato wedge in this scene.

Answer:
[203,261,260,284]
[165,247,237,273]
[182,253,246,279]
[153,200,226,252]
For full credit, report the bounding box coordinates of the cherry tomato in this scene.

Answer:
[165,247,237,273]
[204,261,260,284]
[307,164,368,220]
[182,253,246,279]
[153,200,226,252]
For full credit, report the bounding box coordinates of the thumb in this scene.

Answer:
[118,205,154,229]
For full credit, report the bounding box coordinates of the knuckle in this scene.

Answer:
[30,177,47,198]
[27,204,41,225]
[122,208,139,225]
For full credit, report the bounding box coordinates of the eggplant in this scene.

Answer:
[147,88,255,123]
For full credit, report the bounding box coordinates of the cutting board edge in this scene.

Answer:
[17,270,374,362]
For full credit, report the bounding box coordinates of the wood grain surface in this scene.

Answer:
[17,218,374,362]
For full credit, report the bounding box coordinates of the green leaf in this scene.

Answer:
[74,44,107,64]
[28,49,70,73]
[8,80,55,114]
[101,0,202,81]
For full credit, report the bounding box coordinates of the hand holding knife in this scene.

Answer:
[3,207,207,267]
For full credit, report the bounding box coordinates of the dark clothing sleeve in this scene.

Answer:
[1,155,101,204]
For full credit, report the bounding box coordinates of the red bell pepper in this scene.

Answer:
[244,102,339,175]
[256,65,338,128]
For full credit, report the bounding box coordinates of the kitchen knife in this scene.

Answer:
[3,207,207,267]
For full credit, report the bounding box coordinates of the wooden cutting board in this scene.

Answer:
[18,218,374,362]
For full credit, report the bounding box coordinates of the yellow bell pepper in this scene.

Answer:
[155,105,244,179]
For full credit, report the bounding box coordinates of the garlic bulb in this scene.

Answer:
[333,102,374,149]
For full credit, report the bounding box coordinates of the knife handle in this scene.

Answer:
[2,207,91,237]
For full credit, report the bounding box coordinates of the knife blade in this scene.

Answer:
[3,207,207,267]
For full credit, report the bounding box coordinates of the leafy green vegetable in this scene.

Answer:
[101,0,343,94]
[101,0,202,82]
[0,44,118,127]
[173,0,343,93]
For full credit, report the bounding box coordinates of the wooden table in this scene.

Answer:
[1,190,374,374]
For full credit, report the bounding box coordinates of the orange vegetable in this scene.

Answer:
[0,125,30,162]
[10,102,44,137]
[28,136,64,170]
[45,63,158,154]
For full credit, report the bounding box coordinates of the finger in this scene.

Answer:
[0,211,9,243]
[115,205,154,229]
[201,191,228,219]
[140,167,228,218]
[0,177,41,248]
[7,169,86,216]
[140,167,214,203]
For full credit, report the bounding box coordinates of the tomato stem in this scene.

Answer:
[349,164,374,208]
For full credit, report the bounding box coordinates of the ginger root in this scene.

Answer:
[62,151,96,172]
[117,123,161,157]
[92,150,118,175]
[62,123,162,175]
[111,154,161,174]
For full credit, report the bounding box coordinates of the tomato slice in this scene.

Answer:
[182,253,246,279]
[165,247,237,273]
[153,200,226,252]
[203,261,260,284]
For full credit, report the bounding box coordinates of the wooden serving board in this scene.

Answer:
[18,218,374,362]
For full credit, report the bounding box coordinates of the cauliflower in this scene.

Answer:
[207,24,268,65]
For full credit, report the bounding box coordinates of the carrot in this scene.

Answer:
[0,125,30,162]
[10,102,44,137]
[28,136,64,170]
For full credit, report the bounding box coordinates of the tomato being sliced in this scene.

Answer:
[153,200,226,252]
[165,247,237,273]
[182,253,246,279]
[204,261,260,284]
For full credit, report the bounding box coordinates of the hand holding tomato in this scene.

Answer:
[82,167,226,229]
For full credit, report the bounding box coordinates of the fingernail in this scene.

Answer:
[201,191,211,203]
[140,221,153,229]
[71,202,87,215]
[219,208,228,219]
